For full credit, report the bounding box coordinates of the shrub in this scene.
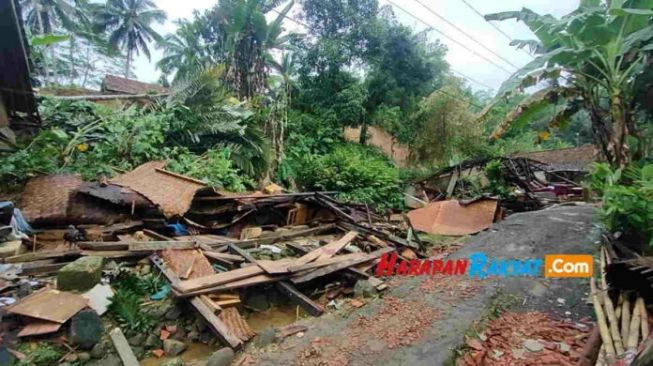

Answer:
[588,162,653,247]
[295,144,404,210]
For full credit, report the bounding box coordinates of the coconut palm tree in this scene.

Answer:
[94,0,166,78]
[156,20,210,82]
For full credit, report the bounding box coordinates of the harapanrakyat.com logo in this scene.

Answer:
[375,252,593,278]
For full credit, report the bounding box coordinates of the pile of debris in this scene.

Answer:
[0,161,422,363]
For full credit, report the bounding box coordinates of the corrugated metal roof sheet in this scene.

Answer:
[407,199,498,236]
[101,75,167,95]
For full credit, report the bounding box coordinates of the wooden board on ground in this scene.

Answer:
[109,327,139,366]
[276,281,324,316]
[160,249,214,280]
[190,297,242,349]
[175,265,263,293]
[218,307,256,342]
[6,289,88,323]
[288,251,371,273]
[293,231,358,267]
[291,248,394,284]
[180,273,287,297]
[18,320,62,337]
[128,240,195,252]
[5,250,80,263]
[207,224,337,249]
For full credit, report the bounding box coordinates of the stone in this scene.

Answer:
[131,346,145,360]
[148,303,173,319]
[63,353,78,362]
[90,342,108,359]
[206,348,235,366]
[145,333,163,349]
[253,327,276,348]
[353,279,377,298]
[69,309,104,349]
[187,331,199,342]
[89,354,121,366]
[77,352,91,362]
[164,306,182,320]
[128,333,146,347]
[163,357,185,366]
[163,339,187,356]
[523,339,544,352]
[57,256,104,292]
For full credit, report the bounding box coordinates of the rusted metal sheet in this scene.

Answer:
[407,198,498,236]
[160,249,214,279]
[111,161,205,218]
[18,320,62,337]
[6,289,88,323]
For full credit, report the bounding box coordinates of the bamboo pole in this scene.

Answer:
[600,249,625,355]
[627,297,642,349]
[638,297,649,342]
[592,277,616,357]
[622,295,631,342]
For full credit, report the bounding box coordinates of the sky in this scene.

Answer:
[133,0,580,91]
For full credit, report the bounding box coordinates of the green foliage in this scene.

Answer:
[588,162,653,246]
[294,144,403,210]
[484,160,512,198]
[17,342,65,366]
[482,1,653,166]
[167,149,254,191]
[108,288,155,332]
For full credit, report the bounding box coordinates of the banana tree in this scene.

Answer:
[480,0,653,167]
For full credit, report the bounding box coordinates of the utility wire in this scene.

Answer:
[411,0,521,70]
[270,6,486,109]
[459,0,533,58]
[450,69,494,90]
[384,0,513,75]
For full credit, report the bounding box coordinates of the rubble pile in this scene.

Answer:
[0,161,422,364]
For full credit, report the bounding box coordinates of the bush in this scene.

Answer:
[294,143,404,210]
[588,162,653,247]
[166,148,254,191]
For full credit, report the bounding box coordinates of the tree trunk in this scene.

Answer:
[124,50,131,78]
[69,37,76,85]
[36,10,49,86]
[609,91,631,168]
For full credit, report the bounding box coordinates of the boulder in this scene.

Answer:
[163,339,187,356]
[163,357,185,366]
[144,333,162,349]
[69,309,104,349]
[57,256,103,292]
[353,279,377,298]
[206,348,235,366]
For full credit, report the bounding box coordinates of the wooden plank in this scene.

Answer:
[288,251,370,273]
[18,320,62,337]
[206,224,336,249]
[7,289,88,323]
[77,242,128,251]
[291,248,394,284]
[200,295,222,314]
[21,261,70,275]
[229,244,292,275]
[128,240,195,252]
[80,250,147,259]
[286,242,370,279]
[180,274,288,297]
[109,327,139,366]
[175,265,264,293]
[5,250,80,263]
[294,231,358,266]
[190,297,242,349]
[203,251,245,262]
[276,281,324,316]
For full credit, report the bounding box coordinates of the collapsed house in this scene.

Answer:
[0,160,423,362]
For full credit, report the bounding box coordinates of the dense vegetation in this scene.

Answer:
[6,0,649,212]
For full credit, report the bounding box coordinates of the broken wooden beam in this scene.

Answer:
[190,297,242,349]
[175,265,265,293]
[291,248,394,284]
[128,240,195,252]
[276,281,324,316]
[5,250,81,263]
[206,223,336,250]
[294,231,358,266]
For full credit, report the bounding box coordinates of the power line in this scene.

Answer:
[459,0,533,58]
[451,69,494,90]
[384,0,513,75]
[411,0,521,70]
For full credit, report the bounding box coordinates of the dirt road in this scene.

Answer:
[241,204,599,366]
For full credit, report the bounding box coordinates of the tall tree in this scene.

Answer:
[156,20,210,82]
[480,0,653,167]
[94,0,166,78]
